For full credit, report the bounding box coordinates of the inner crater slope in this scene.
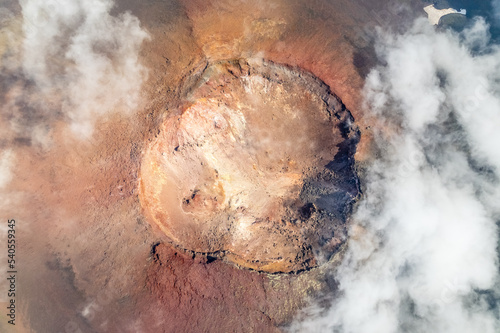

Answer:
[139,58,360,273]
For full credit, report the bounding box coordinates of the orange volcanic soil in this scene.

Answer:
[0,0,424,332]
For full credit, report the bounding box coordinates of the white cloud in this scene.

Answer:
[291,17,500,333]
[19,0,149,139]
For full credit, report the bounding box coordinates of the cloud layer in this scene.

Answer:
[18,0,149,139]
[292,17,500,333]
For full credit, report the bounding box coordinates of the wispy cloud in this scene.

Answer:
[16,0,149,140]
[292,17,500,333]
[493,0,500,24]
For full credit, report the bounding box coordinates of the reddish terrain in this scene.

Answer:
[0,0,425,332]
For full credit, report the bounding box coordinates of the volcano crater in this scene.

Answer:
[139,58,360,273]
